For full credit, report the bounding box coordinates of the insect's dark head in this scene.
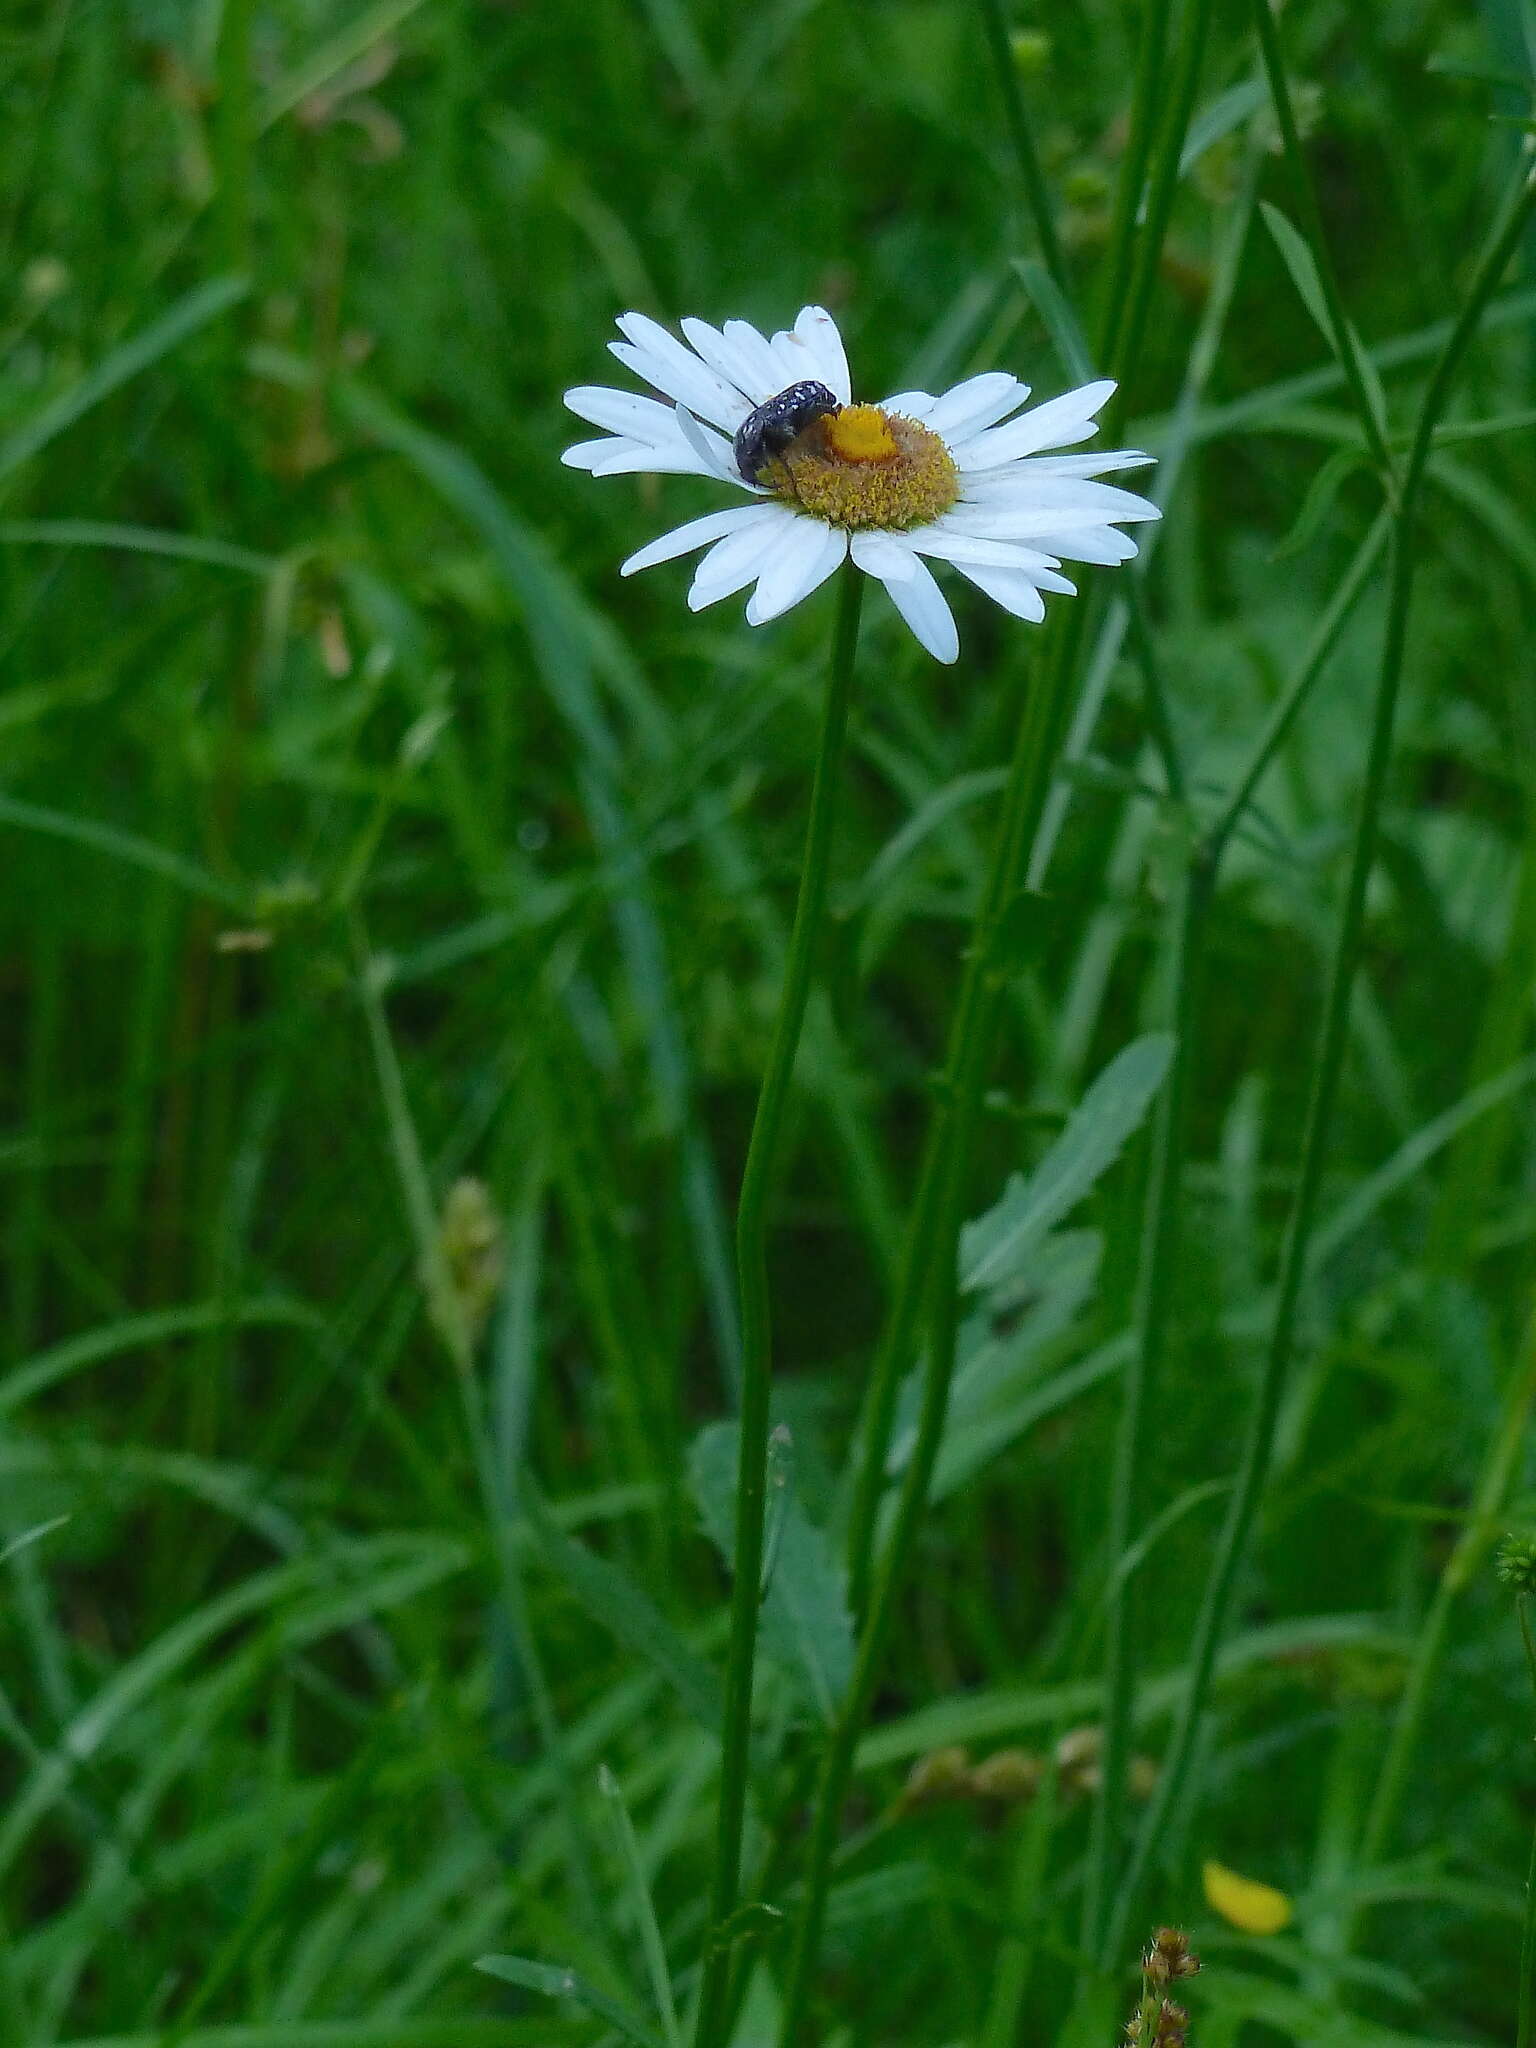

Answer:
[733,380,841,484]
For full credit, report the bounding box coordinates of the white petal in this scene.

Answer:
[621,504,778,577]
[722,319,788,397]
[906,529,1062,573]
[674,403,751,486]
[925,513,1059,569]
[925,372,1030,439]
[611,313,752,430]
[850,530,921,581]
[954,378,1118,467]
[690,506,803,609]
[562,434,722,479]
[680,317,779,405]
[944,489,1157,538]
[1031,526,1142,565]
[564,385,680,436]
[562,436,623,472]
[1025,449,1155,477]
[745,520,848,623]
[971,476,1161,523]
[879,390,938,419]
[952,562,1052,623]
[853,538,958,663]
[792,305,853,404]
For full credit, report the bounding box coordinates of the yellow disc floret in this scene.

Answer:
[764,405,960,531]
[825,404,900,463]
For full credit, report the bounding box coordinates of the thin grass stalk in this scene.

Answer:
[843,597,1079,1617]
[692,565,864,2048]
[1103,149,1536,1965]
[1248,0,1397,488]
[1520,1807,1536,2048]
[843,0,1197,1622]
[776,804,1026,2048]
[1084,508,1388,1953]
[1083,852,1204,1956]
[1096,0,1177,369]
[1357,1303,1536,1880]
[352,935,614,1965]
[974,0,1067,288]
[1113,0,1216,397]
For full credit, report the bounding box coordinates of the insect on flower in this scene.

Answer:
[732,379,842,483]
[563,304,1159,664]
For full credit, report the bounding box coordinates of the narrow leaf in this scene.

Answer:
[1260,201,1334,345]
[475,1956,663,2048]
[689,1422,854,1724]
[522,1488,722,1728]
[0,277,248,482]
[960,1034,1175,1293]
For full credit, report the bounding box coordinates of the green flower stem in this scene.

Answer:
[692,563,864,2048]
[1249,0,1397,490]
[1102,150,1536,1967]
[974,0,1066,289]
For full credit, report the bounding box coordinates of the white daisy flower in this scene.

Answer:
[563,304,1159,665]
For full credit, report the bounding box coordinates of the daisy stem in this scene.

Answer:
[692,562,863,2048]
[973,0,1066,289]
[1100,146,1536,1969]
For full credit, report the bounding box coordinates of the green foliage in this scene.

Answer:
[3,0,1536,2044]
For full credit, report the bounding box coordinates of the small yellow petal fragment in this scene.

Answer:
[1202,1859,1293,1935]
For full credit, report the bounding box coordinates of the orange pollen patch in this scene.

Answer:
[825,404,900,463]
[765,406,960,532]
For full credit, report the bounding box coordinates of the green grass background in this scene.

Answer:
[4,0,1536,2042]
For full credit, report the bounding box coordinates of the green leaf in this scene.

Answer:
[0,276,248,483]
[1260,201,1334,345]
[1012,257,1096,385]
[959,1035,1175,1293]
[522,1488,723,1729]
[1272,443,1370,561]
[1177,76,1267,176]
[475,1956,663,2048]
[598,1766,683,2048]
[702,1899,786,1959]
[887,1229,1105,1483]
[689,1422,854,1725]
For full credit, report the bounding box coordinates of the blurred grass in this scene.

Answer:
[3,0,1536,2043]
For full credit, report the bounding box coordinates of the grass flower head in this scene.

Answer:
[564,303,1159,663]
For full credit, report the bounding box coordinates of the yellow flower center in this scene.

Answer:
[764,405,960,531]
[825,404,900,462]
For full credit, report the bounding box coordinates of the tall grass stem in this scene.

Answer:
[1084,505,1389,1954]
[1103,145,1536,1964]
[1248,0,1397,488]
[974,0,1066,288]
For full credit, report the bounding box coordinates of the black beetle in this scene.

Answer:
[733,379,841,483]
